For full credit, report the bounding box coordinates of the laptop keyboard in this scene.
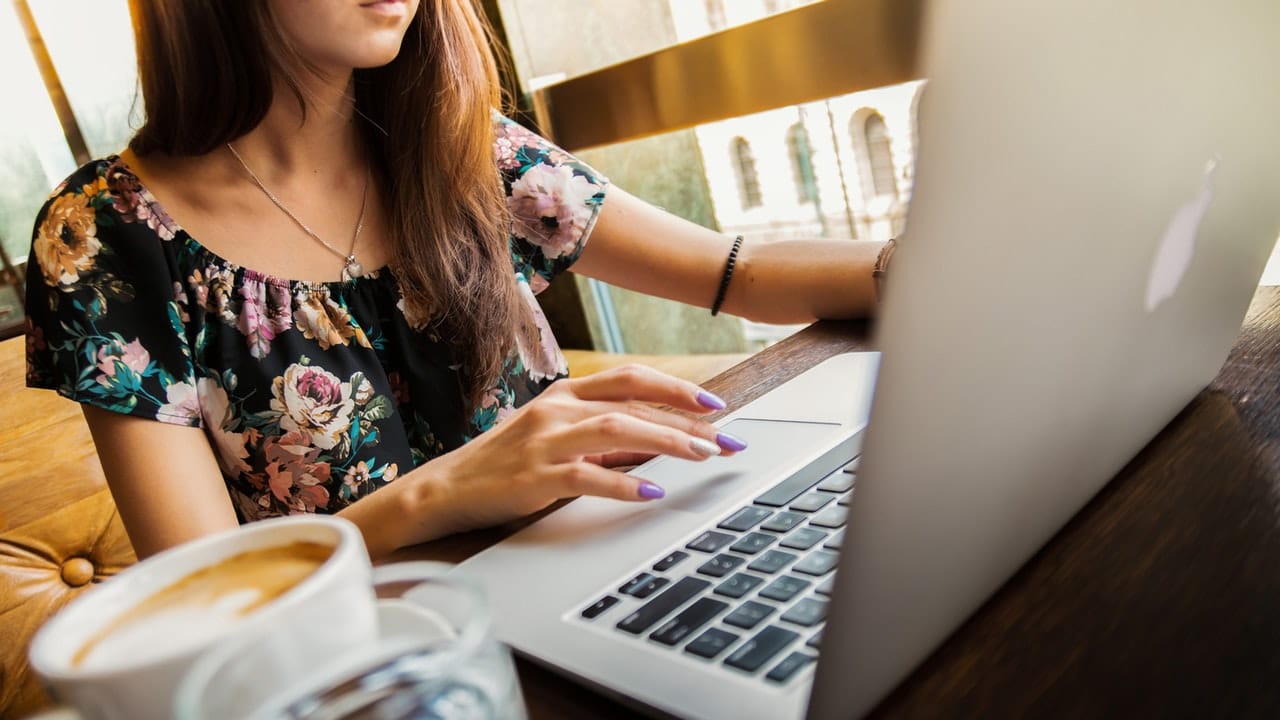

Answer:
[576,453,859,686]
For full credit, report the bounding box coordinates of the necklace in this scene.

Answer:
[226,143,370,280]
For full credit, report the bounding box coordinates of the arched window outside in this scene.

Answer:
[862,112,897,199]
[731,137,763,209]
[786,122,819,205]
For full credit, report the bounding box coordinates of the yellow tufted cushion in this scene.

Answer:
[0,336,137,717]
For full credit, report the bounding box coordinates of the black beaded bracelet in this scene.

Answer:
[710,235,744,317]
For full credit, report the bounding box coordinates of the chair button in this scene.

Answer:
[61,557,95,587]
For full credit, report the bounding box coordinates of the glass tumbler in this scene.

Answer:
[174,562,527,720]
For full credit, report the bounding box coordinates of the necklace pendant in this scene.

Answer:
[342,257,364,281]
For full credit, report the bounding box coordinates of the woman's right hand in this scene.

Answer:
[393,364,746,547]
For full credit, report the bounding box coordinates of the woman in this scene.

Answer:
[24,0,889,560]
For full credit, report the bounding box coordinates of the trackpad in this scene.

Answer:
[631,418,844,514]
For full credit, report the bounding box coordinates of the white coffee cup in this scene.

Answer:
[28,516,378,720]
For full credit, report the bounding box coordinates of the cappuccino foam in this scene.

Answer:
[73,540,333,670]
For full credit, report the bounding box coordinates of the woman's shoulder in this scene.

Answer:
[30,154,181,293]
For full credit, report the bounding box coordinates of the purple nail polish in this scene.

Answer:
[716,432,748,452]
[638,481,666,500]
[697,390,726,411]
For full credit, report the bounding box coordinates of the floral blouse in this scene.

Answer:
[25,115,608,522]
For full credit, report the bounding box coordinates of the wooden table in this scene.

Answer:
[393,285,1280,719]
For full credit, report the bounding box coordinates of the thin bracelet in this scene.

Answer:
[711,235,744,317]
[872,237,898,302]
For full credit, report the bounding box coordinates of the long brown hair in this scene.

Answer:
[128,0,518,411]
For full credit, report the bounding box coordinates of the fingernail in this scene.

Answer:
[638,481,666,500]
[716,432,748,452]
[690,437,722,457]
[696,390,726,411]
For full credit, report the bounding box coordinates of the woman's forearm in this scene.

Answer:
[336,464,455,560]
[723,239,885,324]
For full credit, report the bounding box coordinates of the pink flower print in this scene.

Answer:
[198,378,251,476]
[270,364,355,450]
[239,273,294,359]
[513,275,568,383]
[294,483,330,513]
[95,339,151,385]
[263,431,333,512]
[528,273,549,295]
[507,163,600,260]
[496,404,516,424]
[108,162,176,240]
[494,136,520,170]
[157,379,201,425]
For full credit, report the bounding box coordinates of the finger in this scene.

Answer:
[564,364,726,414]
[587,451,657,469]
[586,400,745,456]
[545,412,723,463]
[551,461,670,502]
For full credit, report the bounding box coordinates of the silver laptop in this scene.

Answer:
[451,1,1280,718]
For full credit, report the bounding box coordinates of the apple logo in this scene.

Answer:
[1145,157,1220,313]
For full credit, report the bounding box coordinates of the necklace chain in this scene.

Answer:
[226,142,370,280]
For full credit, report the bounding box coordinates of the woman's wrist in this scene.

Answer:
[337,461,457,559]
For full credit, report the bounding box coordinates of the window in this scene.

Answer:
[731,137,763,210]
[786,122,819,204]
[861,112,897,200]
[702,0,727,32]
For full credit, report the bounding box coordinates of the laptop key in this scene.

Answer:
[781,597,828,627]
[747,549,797,574]
[806,629,823,648]
[842,457,860,473]
[723,600,776,630]
[794,551,840,576]
[685,627,741,660]
[767,651,817,683]
[810,505,848,528]
[714,572,765,599]
[815,575,836,596]
[754,473,824,507]
[760,511,806,532]
[790,493,834,513]
[616,577,710,635]
[816,472,854,493]
[838,490,854,506]
[780,527,828,551]
[729,532,776,555]
[759,575,811,602]
[724,625,800,673]
[650,597,729,646]
[822,529,845,550]
[653,550,689,572]
[697,553,745,578]
[619,572,668,598]
[718,506,773,532]
[581,595,619,620]
[687,531,735,553]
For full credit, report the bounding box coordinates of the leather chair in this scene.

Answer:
[0,334,136,718]
[0,335,744,718]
